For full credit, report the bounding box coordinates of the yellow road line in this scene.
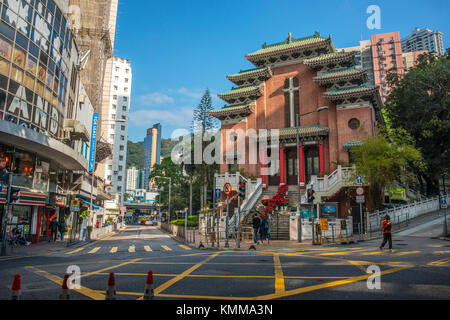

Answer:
[66,248,84,255]
[88,247,101,254]
[144,246,152,252]
[128,245,136,253]
[361,250,396,255]
[178,245,191,250]
[273,254,285,294]
[161,245,172,251]
[347,260,368,273]
[80,258,142,279]
[394,251,421,256]
[320,248,376,256]
[25,266,105,300]
[427,257,450,266]
[110,247,118,253]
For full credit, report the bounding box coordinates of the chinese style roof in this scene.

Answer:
[246,33,331,59]
[344,141,363,149]
[218,85,264,105]
[209,104,255,120]
[323,84,380,99]
[313,67,367,83]
[227,67,273,86]
[259,125,330,140]
[303,51,355,67]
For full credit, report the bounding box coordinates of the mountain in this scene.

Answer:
[127,138,180,169]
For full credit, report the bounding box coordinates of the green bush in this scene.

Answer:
[170,215,199,227]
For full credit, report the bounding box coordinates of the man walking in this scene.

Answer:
[59,219,67,241]
[380,215,393,252]
[252,213,261,245]
[49,218,59,242]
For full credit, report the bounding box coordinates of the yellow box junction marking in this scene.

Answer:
[144,246,152,252]
[178,245,191,250]
[128,245,136,253]
[427,257,450,267]
[320,248,377,256]
[394,251,421,256]
[273,254,285,294]
[110,247,118,253]
[88,247,101,254]
[161,245,172,251]
[66,248,84,255]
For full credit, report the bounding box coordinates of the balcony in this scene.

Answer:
[62,119,90,142]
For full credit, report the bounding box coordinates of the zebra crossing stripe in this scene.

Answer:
[110,247,118,253]
[161,245,172,251]
[179,245,191,250]
[128,245,136,253]
[88,247,101,254]
[394,251,421,256]
[144,246,152,252]
[66,248,84,255]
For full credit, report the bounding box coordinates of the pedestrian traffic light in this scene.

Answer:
[8,187,20,204]
[238,176,247,200]
[307,188,315,204]
[206,189,213,202]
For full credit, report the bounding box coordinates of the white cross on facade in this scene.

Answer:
[283,78,300,127]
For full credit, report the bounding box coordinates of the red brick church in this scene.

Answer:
[211,32,383,198]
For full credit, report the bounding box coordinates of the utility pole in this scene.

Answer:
[1,173,13,256]
[225,195,229,248]
[296,114,302,242]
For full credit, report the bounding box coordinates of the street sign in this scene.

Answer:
[224,183,232,196]
[441,196,448,209]
[356,196,365,204]
[70,200,81,212]
[215,189,221,199]
[320,218,329,231]
[356,187,365,196]
[357,176,362,185]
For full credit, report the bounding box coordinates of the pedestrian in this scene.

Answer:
[252,213,261,245]
[59,219,67,241]
[380,215,393,252]
[12,227,30,246]
[259,215,269,244]
[49,218,59,242]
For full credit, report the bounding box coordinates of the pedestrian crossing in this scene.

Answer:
[65,244,192,255]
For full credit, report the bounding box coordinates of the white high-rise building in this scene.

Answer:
[126,167,139,192]
[98,57,132,205]
[401,28,444,56]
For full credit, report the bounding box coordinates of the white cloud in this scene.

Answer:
[129,107,193,128]
[177,87,203,99]
[136,92,175,106]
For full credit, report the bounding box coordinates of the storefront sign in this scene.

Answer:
[14,192,46,206]
[70,200,81,212]
[89,113,99,172]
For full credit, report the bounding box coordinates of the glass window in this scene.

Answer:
[0,57,10,76]
[12,46,26,68]
[46,71,52,87]
[0,21,15,39]
[37,63,46,81]
[0,36,12,60]
[17,17,30,37]
[24,72,34,90]
[25,54,37,75]
[11,66,24,83]
[35,80,44,96]
[2,6,18,27]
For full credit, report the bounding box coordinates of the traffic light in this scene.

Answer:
[238,176,247,200]
[307,188,315,204]
[206,189,213,202]
[8,187,20,204]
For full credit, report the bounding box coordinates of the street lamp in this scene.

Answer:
[154,176,172,224]
[296,107,328,243]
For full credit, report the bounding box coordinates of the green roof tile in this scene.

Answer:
[344,141,363,149]
[218,85,263,98]
[303,51,354,65]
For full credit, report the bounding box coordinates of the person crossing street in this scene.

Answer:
[380,215,393,252]
[252,213,261,245]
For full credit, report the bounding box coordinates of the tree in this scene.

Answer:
[385,51,450,195]
[350,130,424,210]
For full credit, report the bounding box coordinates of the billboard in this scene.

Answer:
[89,113,99,172]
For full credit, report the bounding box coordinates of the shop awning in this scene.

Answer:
[81,200,99,210]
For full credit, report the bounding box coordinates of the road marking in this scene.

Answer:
[88,247,101,254]
[273,254,285,294]
[128,245,136,253]
[347,260,368,273]
[361,250,396,255]
[144,246,152,252]
[393,251,421,256]
[80,258,142,279]
[320,248,376,256]
[25,266,105,300]
[161,245,172,251]
[178,245,191,250]
[427,257,450,266]
[110,247,118,253]
[66,248,84,255]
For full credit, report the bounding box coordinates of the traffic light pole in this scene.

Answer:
[237,196,241,249]
[225,195,229,248]
[1,173,13,256]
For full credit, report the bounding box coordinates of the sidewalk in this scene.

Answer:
[0,239,85,258]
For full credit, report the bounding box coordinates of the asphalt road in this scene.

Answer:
[0,225,449,300]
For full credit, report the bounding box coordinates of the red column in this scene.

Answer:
[280,146,286,185]
[36,207,41,244]
[299,144,305,188]
[319,141,325,175]
[261,148,267,187]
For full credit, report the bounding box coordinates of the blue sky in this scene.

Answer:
[113,0,450,142]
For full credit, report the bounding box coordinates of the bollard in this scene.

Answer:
[10,274,21,300]
[143,271,154,300]
[59,274,70,300]
[105,272,116,300]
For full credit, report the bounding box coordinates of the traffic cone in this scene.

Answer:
[105,273,116,300]
[9,274,21,300]
[143,271,154,300]
[59,274,70,300]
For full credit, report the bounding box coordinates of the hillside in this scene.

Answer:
[127,138,179,169]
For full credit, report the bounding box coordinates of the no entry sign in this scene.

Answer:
[356,187,365,196]
[224,183,232,196]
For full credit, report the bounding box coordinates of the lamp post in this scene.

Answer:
[154,176,172,224]
[296,107,328,243]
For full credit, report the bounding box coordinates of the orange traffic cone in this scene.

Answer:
[59,274,70,300]
[143,271,154,300]
[10,274,21,300]
[105,272,116,300]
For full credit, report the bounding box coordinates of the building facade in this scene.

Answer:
[210,33,384,217]
[401,28,444,56]
[143,123,161,191]
[402,50,429,71]
[96,57,132,205]
[126,166,139,192]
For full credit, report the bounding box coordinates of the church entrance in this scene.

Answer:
[305,146,320,183]
[286,148,298,186]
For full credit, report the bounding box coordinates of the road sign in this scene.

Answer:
[441,196,448,209]
[357,176,362,185]
[215,189,221,199]
[70,200,81,212]
[356,196,365,204]
[356,187,365,196]
[320,218,329,231]
[224,183,232,196]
